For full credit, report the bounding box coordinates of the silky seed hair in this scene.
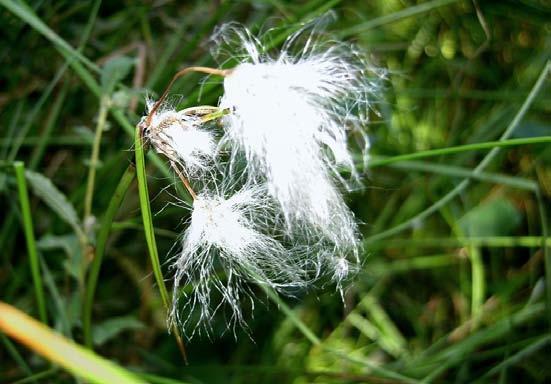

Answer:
[138,14,381,336]
[211,17,383,254]
[168,175,317,337]
[143,98,217,176]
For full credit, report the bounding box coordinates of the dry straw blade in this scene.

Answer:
[0,302,147,384]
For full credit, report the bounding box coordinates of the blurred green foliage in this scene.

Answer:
[1,0,550,383]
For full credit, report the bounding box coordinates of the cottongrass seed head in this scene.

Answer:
[212,17,383,255]
[141,15,381,336]
[143,99,216,176]
[169,178,313,337]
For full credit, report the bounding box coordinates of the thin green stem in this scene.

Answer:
[536,190,550,328]
[469,245,485,328]
[134,125,171,309]
[28,85,68,169]
[11,368,58,384]
[481,335,551,379]
[380,159,538,191]
[259,284,321,345]
[419,304,545,382]
[370,236,551,249]
[14,161,47,324]
[369,136,551,169]
[134,124,188,362]
[83,164,136,349]
[0,333,34,379]
[84,97,109,222]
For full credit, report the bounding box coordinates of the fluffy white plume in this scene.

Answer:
[141,18,381,335]
[144,101,216,175]
[213,20,380,254]
[170,182,311,335]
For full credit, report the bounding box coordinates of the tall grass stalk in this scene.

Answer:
[83,164,136,349]
[83,97,109,222]
[14,162,47,324]
[134,124,188,361]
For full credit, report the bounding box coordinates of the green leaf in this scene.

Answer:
[24,170,82,237]
[37,234,82,281]
[134,126,170,309]
[92,316,145,346]
[459,198,522,237]
[100,56,135,96]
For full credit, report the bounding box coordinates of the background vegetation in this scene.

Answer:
[1,0,550,383]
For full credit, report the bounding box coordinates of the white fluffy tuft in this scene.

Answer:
[213,21,381,254]
[140,18,381,335]
[144,100,216,175]
[169,182,310,336]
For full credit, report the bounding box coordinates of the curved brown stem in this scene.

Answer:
[170,161,197,200]
[147,66,231,126]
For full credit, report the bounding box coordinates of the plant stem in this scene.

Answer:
[14,161,47,324]
[134,125,170,308]
[368,136,551,169]
[134,124,188,362]
[83,96,109,222]
[83,164,136,349]
[147,66,229,124]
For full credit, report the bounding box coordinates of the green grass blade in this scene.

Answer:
[137,373,193,384]
[134,125,170,309]
[0,0,163,178]
[261,285,418,382]
[468,245,485,327]
[369,254,462,274]
[0,332,34,379]
[7,63,66,163]
[366,61,550,243]
[325,347,420,383]
[83,164,136,349]
[419,304,545,381]
[368,236,551,249]
[83,97,109,221]
[146,1,232,90]
[28,84,68,169]
[14,161,47,324]
[0,302,147,384]
[5,0,99,168]
[481,335,551,379]
[134,124,188,360]
[369,136,551,169]
[11,368,58,384]
[259,284,321,345]
[39,258,72,338]
[381,159,538,191]
[0,0,99,73]
[536,190,551,327]
[339,0,460,37]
